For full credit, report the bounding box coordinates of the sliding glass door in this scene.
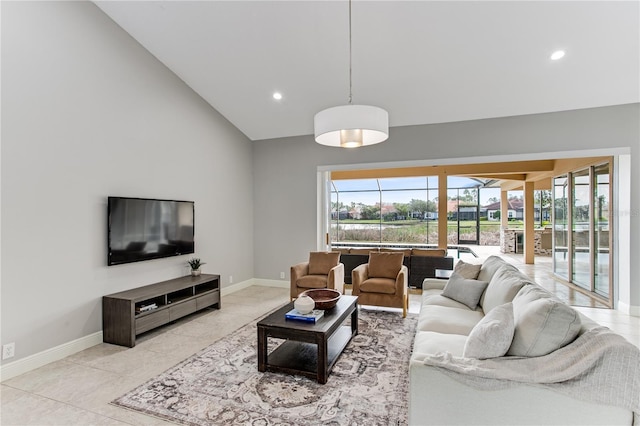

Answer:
[553,176,569,280]
[571,169,591,288]
[552,161,612,305]
[593,163,610,298]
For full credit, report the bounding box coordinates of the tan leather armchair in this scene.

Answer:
[352,251,408,317]
[291,251,345,300]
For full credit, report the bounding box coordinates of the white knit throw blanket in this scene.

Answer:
[422,326,640,416]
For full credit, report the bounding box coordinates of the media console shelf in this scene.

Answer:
[103,274,220,347]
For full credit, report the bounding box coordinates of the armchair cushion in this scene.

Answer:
[296,275,329,289]
[359,277,397,294]
[308,251,340,275]
[368,252,404,279]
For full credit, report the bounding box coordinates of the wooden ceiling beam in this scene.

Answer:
[456,173,527,181]
[331,160,555,180]
[439,160,555,175]
[501,178,551,191]
[330,156,609,191]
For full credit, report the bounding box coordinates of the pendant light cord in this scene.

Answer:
[348,0,353,105]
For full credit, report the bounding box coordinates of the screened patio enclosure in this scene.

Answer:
[325,155,614,307]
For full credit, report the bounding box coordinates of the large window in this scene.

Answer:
[330,176,501,247]
[552,161,612,304]
[331,177,439,246]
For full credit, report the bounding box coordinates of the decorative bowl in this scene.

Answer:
[301,288,341,310]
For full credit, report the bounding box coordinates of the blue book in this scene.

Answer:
[285,308,324,323]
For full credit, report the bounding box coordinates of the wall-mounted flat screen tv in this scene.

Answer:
[108,197,195,266]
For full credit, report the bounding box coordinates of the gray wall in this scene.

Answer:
[1,1,254,363]
[253,104,640,310]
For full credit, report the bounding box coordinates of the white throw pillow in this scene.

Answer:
[442,272,489,310]
[508,296,582,357]
[453,260,482,280]
[464,302,515,359]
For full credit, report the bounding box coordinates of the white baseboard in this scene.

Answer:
[0,331,103,382]
[617,300,640,317]
[220,278,287,295]
[252,278,289,289]
[220,278,257,296]
[1,279,290,382]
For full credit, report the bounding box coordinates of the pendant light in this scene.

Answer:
[314,0,389,148]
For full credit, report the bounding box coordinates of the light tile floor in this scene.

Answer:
[2,267,638,425]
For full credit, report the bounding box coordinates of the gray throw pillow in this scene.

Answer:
[464,302,515,359]
[453,260,482,280]
[442,272,489,310]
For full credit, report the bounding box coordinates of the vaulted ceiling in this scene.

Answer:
[95,1,639,142]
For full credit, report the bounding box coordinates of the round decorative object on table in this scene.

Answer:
[191,269,201,277]
[302,289,341,310]
[294,294,315,314]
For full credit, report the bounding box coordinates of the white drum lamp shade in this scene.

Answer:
[314,104,389,148]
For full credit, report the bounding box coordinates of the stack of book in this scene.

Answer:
[285,308,324,323]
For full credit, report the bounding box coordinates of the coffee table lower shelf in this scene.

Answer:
[257,295,358,384]
[264,326,353,380]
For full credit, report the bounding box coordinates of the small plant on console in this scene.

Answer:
[187,258,206,276]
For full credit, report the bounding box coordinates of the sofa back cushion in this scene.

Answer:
[332,248,350,255]
[308,251,340,275]
[464,302,515,359]
[441,272,488,310]
[480,265,530,313]
[380,248,412,257]
[412,248,446,257]
[508,292,582,357]
[512,283,552,304]
[369,252,404,279]
[477,255,509,284]
[350,248,378,255]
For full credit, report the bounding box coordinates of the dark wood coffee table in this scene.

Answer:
[257,295,358,384]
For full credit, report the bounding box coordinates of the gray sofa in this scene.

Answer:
[409,255,640,425]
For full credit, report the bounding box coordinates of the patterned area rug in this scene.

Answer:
[112,309,417,425]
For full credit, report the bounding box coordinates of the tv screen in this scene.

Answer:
[107,197,195,266]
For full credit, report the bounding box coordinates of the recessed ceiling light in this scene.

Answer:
[550,50,565,61]
[272,92,283,100]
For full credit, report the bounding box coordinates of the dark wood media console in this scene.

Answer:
[103,274,220,347]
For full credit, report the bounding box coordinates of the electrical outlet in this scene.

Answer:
[2,343,15,360]
[229,275,233,284]
[280,272,285,279]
